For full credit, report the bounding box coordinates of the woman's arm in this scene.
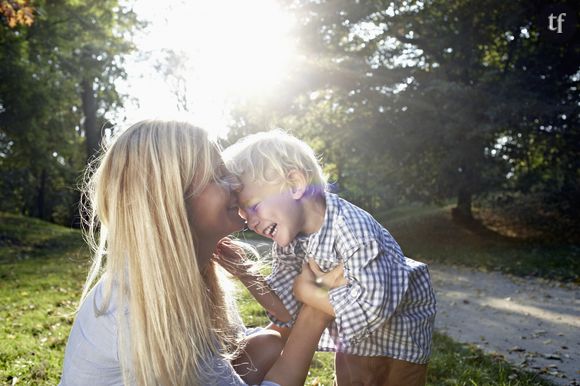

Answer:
[215,238,292,323]
[262,263,345,385]
[262,305,333,386]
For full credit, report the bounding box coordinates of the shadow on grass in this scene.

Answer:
[0,213,87,264]
[380,205,580,283]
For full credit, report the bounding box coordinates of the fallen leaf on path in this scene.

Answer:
[509,346,526,353]
[544,353,563,360]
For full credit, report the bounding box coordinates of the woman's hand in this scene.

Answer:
[292,262,316,302]
[293,260,348,304]
[213,237,251,278]
[308,259,348,290]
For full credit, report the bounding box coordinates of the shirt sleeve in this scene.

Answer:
[264,245,303,327]
[328,239,409,347]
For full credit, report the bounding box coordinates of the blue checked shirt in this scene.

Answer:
[265,192,436,363]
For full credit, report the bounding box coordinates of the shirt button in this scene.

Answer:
[350,287,360,298]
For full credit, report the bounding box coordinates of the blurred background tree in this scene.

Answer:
[0,0,141,224]
[1,0,577,241]
[227,0,579,240]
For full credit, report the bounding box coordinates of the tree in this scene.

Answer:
[230,0,579,226]
[0,0,141,224]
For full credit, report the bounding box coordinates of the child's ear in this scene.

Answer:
[287,170,308,200]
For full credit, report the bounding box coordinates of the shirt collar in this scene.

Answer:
[305,191,340,259]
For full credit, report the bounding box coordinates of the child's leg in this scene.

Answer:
[334,353,427,386]
[233,329,283,385]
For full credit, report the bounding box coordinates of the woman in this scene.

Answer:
[60,120,331,386]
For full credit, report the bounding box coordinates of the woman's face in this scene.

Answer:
[187,159,245,251]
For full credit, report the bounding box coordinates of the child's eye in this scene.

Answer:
[247,202,260,214]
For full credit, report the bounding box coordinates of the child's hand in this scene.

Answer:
[214,237,251,278]
[308,259,348,289]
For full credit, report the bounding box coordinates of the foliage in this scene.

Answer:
[0,0,34,28]
[0,0,141,225]
[229,0,579,229]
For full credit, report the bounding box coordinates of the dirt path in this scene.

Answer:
[430,263,580,385]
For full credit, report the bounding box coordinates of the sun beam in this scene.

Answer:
[116,0,297,138]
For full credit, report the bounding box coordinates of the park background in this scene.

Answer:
[1,0,578,385]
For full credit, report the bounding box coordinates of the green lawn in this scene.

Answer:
[0,213,89,385]
[0,212,556,385]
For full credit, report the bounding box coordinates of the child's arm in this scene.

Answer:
[293,260,347,316]
[215,238,292,323]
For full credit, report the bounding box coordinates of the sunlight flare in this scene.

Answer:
[118,0,297,138]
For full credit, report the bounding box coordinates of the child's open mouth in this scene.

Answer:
[263,223,278,237]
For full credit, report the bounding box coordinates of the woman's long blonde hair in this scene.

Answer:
[80,120,241,385]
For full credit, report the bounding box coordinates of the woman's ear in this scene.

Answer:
[287,170,308,200]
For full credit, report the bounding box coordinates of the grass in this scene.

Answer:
[0,212,558,385]
[378,204,580,283]
[0,213,89,385]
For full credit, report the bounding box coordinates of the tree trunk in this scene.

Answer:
[453,158,476,223]
[451,187,475,225]
[81,78,99,162]
[455,187,473,221]
[35,168,47,220]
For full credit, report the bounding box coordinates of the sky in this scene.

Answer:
[115,0,297,139]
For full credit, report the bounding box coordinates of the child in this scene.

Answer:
[223,130,437,386]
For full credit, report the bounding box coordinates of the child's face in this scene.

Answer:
[236,174,305,247]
